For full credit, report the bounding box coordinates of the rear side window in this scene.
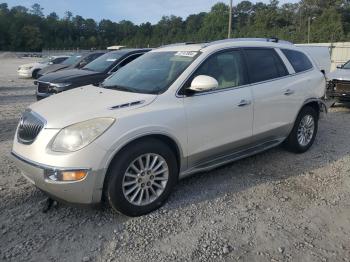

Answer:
[244,48,288,83]
[281,49,313,73]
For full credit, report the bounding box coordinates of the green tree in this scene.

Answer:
[30,3,43,17]
[0,0,350,51]
[21,25,42,51]
[199,2,229,41]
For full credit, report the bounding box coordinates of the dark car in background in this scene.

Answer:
[37,51,106,78]
[35,48,151,100]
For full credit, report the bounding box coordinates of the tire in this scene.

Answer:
[105,138,178,217]
[284,106,318,153]
[32,69,40,79]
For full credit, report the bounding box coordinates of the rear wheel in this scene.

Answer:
[105,139,178,216]
[284,106,318,153]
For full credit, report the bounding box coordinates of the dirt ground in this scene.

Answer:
[0,58,350,262]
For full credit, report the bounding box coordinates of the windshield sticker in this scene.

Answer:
[106,58,117,62]
[175,51,198,57]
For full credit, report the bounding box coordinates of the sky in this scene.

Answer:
[6,0,297,24]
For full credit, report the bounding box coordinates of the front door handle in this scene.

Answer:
[238,99,251,107]
[284,89,295,96]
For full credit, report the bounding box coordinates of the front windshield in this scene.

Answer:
[83,52,123,72]
[343,60,350,69]
[62,54,82,65]
[102,51,199,94]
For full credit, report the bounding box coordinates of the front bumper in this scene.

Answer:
[327,80,350,101]
[36,92,52,100]
[328,91,350,101]
[17,70,32,78]
[11,151,103,204]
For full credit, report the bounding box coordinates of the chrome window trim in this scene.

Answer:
[175,47,316,98]
[275,48,295,74]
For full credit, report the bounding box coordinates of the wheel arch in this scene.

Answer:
[31,68,41,78]
[299,98,327,119]
[101,133,184,199]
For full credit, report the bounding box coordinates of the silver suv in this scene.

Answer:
[12,39,327,216]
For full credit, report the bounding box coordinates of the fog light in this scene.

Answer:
[45,170,88,181]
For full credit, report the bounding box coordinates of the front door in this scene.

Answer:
[183,49,253,167]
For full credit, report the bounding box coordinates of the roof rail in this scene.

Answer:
[160,42,206,48]
[203,38,293,48]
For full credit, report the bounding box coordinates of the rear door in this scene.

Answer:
[243,48,301,139]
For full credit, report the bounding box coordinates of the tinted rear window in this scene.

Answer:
[244,48,288,83]
[281,49,313,73]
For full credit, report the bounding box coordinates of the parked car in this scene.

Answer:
[35,49,150,100]
[17,56,69,79]
[36,51,107,78]
[12,38,327,216]
[327,59,350,103]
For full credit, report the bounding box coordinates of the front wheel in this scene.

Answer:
[32,69,40,79]
[105,139,178,217]
[284,106,318,153]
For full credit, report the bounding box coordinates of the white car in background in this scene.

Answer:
[17,56,69,79]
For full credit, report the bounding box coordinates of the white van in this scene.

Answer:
[296,45,331,74]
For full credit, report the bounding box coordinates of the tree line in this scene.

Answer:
[0,0,349,51]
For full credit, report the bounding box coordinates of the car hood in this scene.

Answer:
[39,64,68,75]
[37,69,100,83]
[29,85,158,128]
[327,69,350,81]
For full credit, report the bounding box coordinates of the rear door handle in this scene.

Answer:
[284,89,295,96]
[238,99,251,107]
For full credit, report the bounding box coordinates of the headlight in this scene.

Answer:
[51,118,115,152]
[50,83,71,88]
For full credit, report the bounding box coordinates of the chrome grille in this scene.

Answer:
[37,82,50,93]
[335,80,350,92]
[17,111,45,144]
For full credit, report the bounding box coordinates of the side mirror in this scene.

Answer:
[78,61,87,68]
[337,64,343,69]
[187,75,218,93]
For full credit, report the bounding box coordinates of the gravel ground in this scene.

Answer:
[0,58,350,262]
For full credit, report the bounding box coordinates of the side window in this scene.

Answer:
[281,49,313,73]
[111,53,143,72]
[88,53,103,63]
[187,50,247,90]
[244,48,288,83]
